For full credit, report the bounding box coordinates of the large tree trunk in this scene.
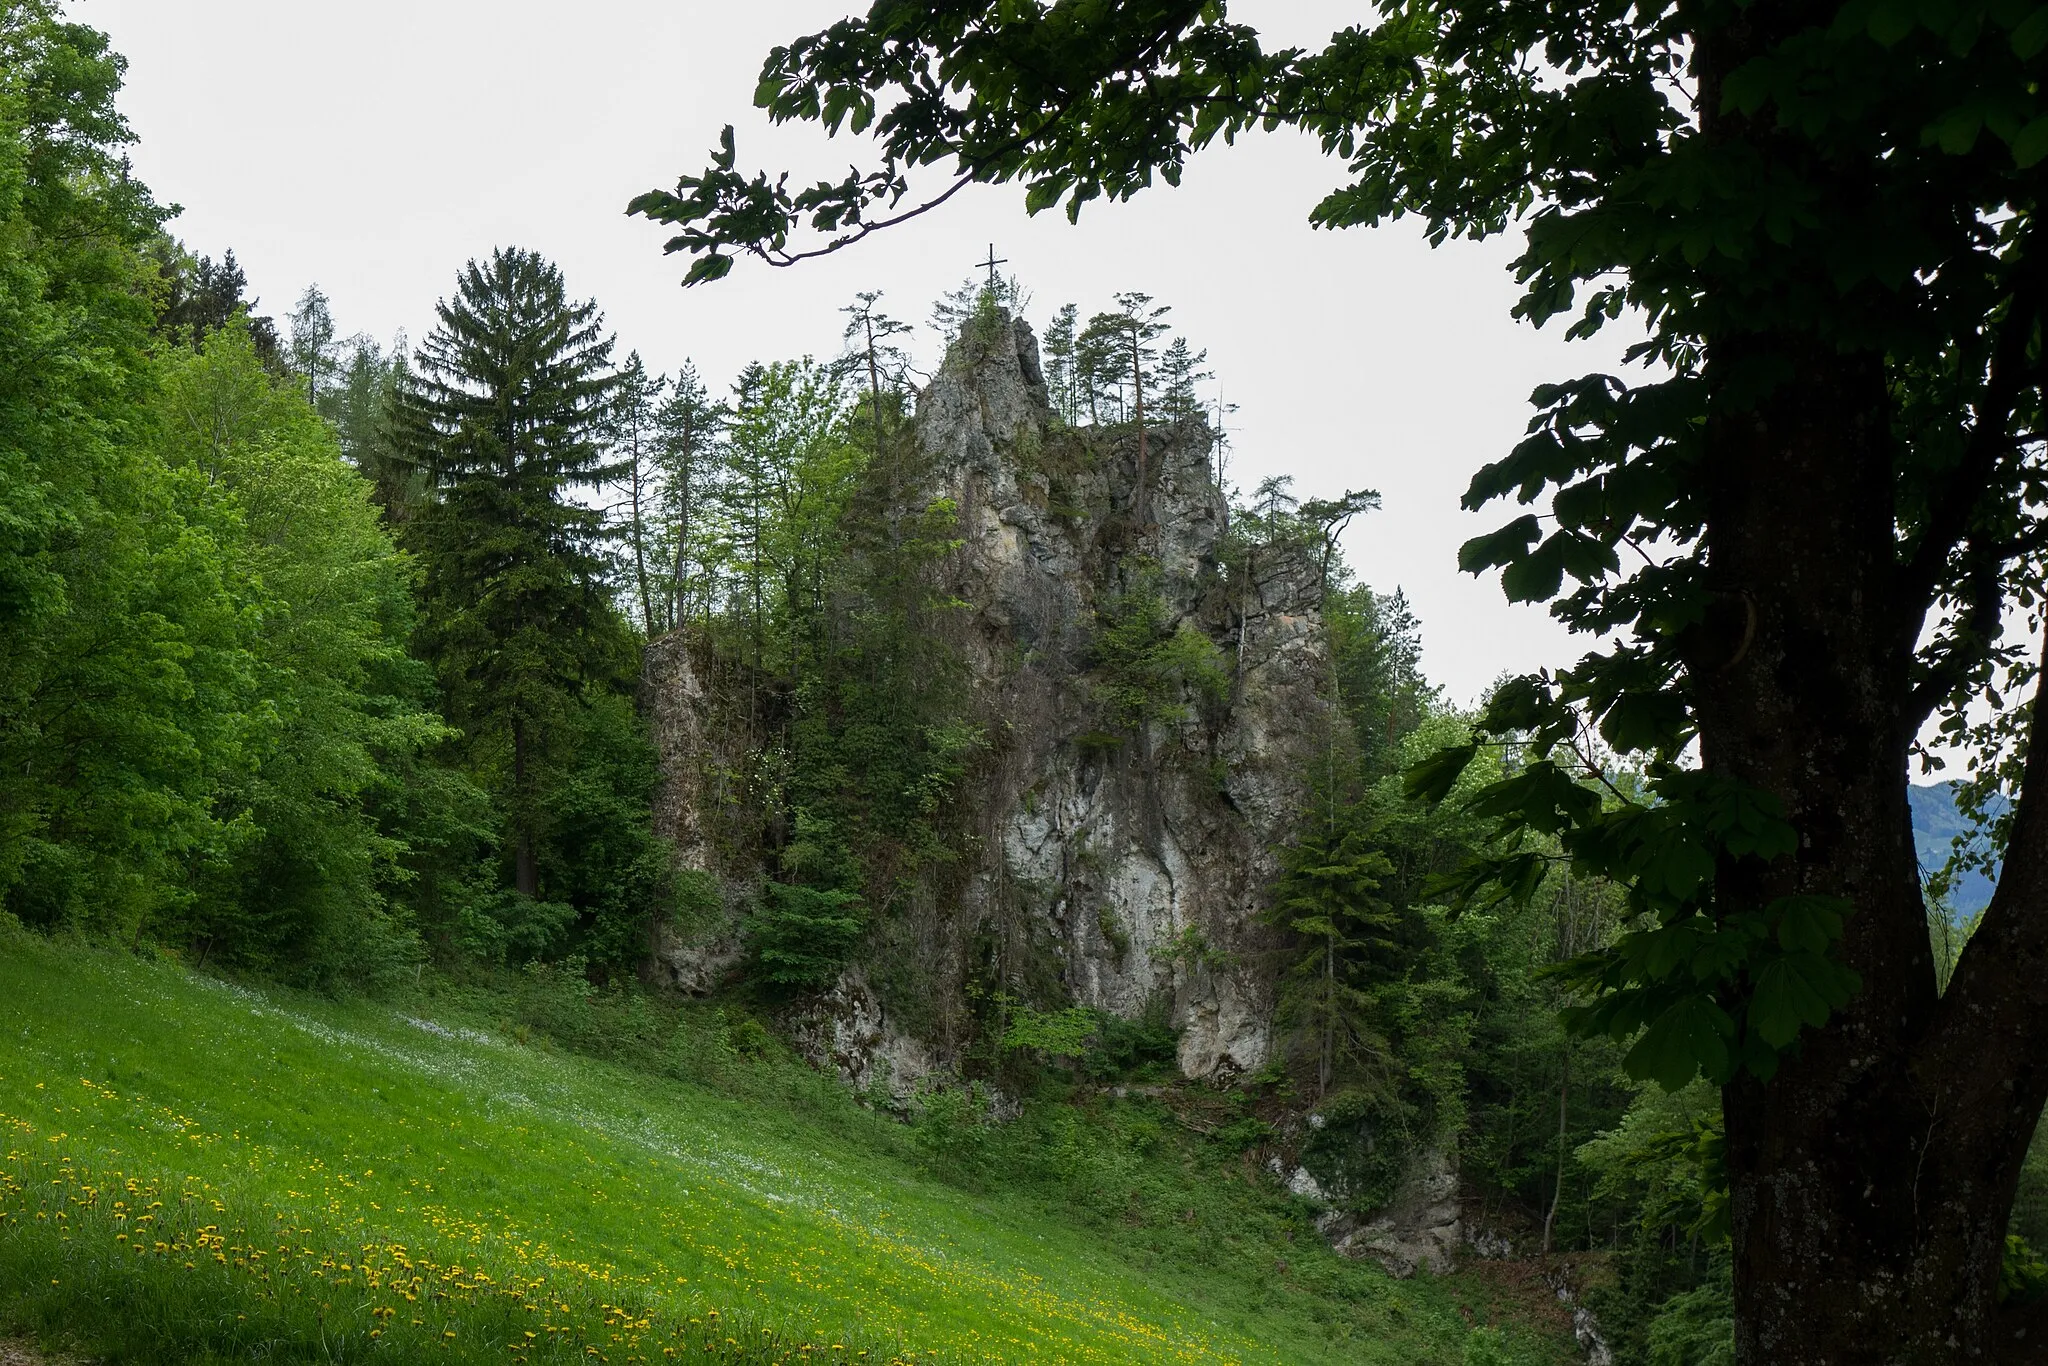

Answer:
[1695,334,2039,1360]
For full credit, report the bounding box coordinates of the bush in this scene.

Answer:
[911,1078,994,1177]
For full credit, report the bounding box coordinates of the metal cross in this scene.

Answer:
[979,243,1008,288]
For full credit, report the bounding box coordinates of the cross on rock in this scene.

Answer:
[978,244,1008,288]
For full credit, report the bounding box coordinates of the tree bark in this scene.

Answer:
[1695,333,2037,1361]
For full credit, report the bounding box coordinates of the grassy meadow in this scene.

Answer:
[0,929,1569,1364]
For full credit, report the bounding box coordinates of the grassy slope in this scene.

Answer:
[0,933,1565,1364]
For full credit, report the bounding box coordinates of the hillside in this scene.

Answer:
[0,930,1569,1365]
[1908,782,2002,916]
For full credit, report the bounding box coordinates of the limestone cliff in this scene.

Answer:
[647,313,1333,1093]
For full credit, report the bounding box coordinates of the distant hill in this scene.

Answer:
[1909,781,2002,916]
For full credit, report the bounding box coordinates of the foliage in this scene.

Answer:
[0,14,455,987]
[638,1,2048,1345]
[744,881,866,988]
[400,246,671,970]
[1085,568,1229,731]
[147,324,444,985]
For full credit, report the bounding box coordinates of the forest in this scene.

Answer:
[5,1,2047,1364]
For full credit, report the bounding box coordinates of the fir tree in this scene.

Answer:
[152,242,280,361]
[1157,337,1210,423]
[401,247,625,900]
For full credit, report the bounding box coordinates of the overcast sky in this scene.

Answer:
[81,0,1639,706]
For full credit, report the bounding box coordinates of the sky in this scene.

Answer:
[80,0,1641,706]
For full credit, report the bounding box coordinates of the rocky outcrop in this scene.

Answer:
[641,633,748,994]
[651,310,1333,1084]
[1313,1147,1464,1278]
[861,312,1332,1082]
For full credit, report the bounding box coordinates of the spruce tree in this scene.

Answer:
[402,247,623,900]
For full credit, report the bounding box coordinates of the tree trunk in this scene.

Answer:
[1678,9,2048,1351]
[630,430,655,636]
[1695,335,2036,1361]
[1543,1051,1568,1256]
[512,715,538,899]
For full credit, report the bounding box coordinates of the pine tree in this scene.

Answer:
[1043,303,1080,425]
[401,247,624,900]
[1157,337,1210,422]
[839,291,914,495]
[1080,295,1171,521]
[287,284,339,404]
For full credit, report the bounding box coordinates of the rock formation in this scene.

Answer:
[644,311,1334,1093]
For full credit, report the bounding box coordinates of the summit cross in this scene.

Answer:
[978,244,1007,288]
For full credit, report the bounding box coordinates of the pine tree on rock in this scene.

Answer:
[1157,337,1210,423]
[1080,294,1169,523]
[402,248,624,900]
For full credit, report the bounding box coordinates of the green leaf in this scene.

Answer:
[1625,994,1734,1091]
[1403,743,1478,803]
[1458,515,1541,575]
[2013,5,2048,56]
[1690,925,1757,983]
[1748,952,1856,1047]
[1772,895,1850,954]
[2013,115,2048,168]
[1868,0,1918,43]
[1927,106,1985,155]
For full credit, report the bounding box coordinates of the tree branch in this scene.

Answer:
[755,172,980,269]
[1919,626,2048,1162]
[1897,258,2042,629]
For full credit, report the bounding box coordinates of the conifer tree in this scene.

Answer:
[839,291,914,492]
[1079,295,1170,521]
[326,335,421,522]
[1157,337,1210,423]
[610,352,669,635]
[655,362,721,633]
[402,247,624,900]
[152,243,280,361]
[287,284,339,404]
[1042,302,1080,425]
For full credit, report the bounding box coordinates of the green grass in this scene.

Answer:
[0,929,1568,1364]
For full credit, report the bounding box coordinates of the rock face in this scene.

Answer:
[641,633,746,995]
[1313,1148,1464,1278]
[645,311,1333,1088]
[845,313,1333,1083]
